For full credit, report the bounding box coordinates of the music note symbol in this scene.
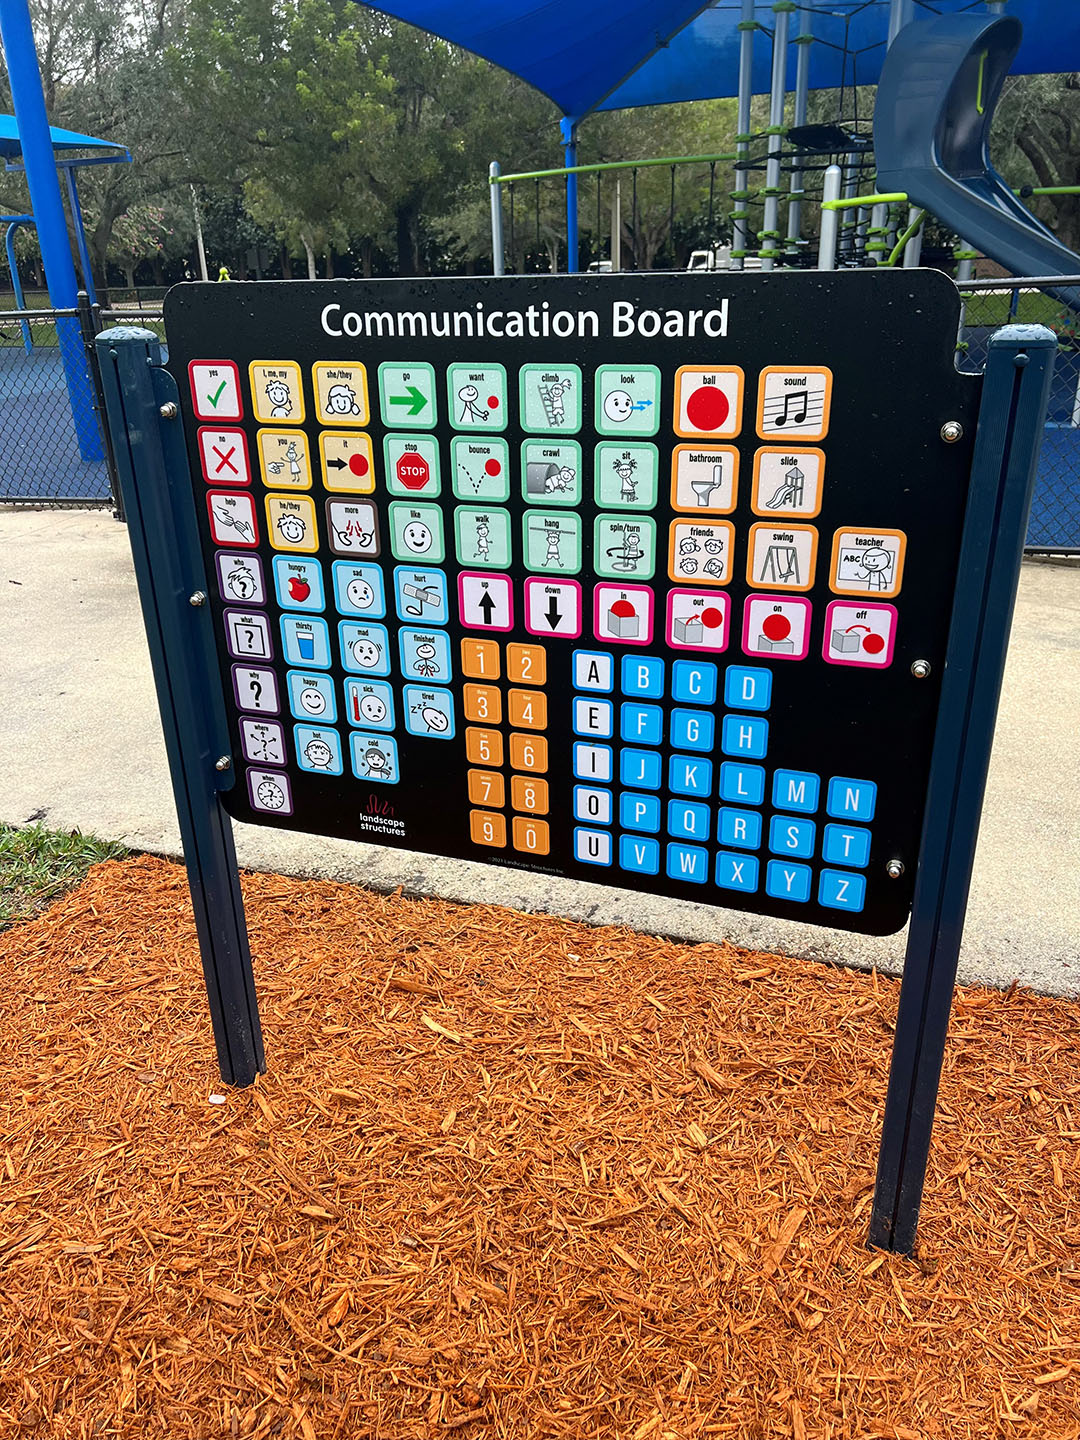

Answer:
[773,390,808,427]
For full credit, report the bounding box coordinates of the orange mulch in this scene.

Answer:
[0,855,1078,1440]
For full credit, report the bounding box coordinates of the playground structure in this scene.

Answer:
[0,0,1078,546]
[478,3,1080,552]
[485,9,1080,286]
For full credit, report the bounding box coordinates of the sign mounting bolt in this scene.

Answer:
[886,860,905,880]
[940,420,962,443]
[159,401,178,420]
[189,591,206,607]
[214,756,232,772]
[911,659,931,678]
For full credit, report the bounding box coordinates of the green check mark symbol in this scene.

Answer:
[207,380,227,408]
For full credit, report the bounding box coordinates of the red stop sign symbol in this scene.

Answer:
[396,453,430,490]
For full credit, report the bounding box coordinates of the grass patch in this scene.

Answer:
[960,289,1069,328]
[0,823,127,930]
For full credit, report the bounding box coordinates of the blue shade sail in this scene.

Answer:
[360,1,1080,117]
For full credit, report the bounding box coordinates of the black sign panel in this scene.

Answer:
[164,271,979,935]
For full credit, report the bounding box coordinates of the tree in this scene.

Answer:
[106,201,167,289]
[992,74,1080,257]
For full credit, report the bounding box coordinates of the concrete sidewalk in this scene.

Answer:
[1,509,1078,994]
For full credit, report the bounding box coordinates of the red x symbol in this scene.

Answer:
[212,444,238,475]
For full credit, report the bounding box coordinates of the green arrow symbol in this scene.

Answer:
[389,385,427,416]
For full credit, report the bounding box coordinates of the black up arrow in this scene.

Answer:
[326,456,347,469]
[477,591,496,624]
[545,594,562,630]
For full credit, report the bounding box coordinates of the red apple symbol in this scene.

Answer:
[288,577,311,602]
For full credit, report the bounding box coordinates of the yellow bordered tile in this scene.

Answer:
[313,362,369,426]
[319,431,375,493]
[265,493,319,553]
[256,428,312,489]
[249,361,304,425]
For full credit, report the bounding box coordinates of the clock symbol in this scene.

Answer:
[256,778,286,810]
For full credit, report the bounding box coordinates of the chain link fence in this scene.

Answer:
[0,281,1076,553]
[0,305,112,507]
[0,299,162,511]
[960,277,1080,556]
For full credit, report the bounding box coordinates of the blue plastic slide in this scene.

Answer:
[874,12,1080,312]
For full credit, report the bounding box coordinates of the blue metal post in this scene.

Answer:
[95,326,265,1087]
[3,216,34,350]
[561,116,580,274]
[0,0,103,460]
[63,164,97,304]
[869,324,1056,1255]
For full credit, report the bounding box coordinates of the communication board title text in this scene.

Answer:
[320,298,729,342]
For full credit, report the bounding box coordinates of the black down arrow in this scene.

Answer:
[545,594,562,629]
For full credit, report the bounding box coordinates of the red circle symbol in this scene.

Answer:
[611,599,636,618]
[484,457,501,476]
[762,613,791,641]
[349,453,369,477]
[396,453,430,490]
[487,395,500,409]
[863,632,885,654]
[685,384,730,432]
[701,606,724,629]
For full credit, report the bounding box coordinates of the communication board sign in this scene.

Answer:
[164,271,980,936]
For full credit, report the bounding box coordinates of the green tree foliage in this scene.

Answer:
[992,74,1080,257]
[3,1,1077,285]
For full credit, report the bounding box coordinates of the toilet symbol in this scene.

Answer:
[691,463,725,507]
